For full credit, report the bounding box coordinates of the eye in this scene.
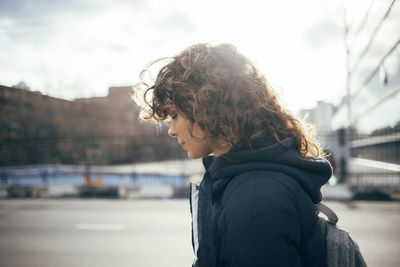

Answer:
[171,113,178,120]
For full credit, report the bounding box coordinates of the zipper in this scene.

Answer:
[190,176,202,264]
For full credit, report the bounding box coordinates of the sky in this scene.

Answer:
[0,0,346,113]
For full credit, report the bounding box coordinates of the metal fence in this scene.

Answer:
[1,131,399,198]
[321,129,400,195]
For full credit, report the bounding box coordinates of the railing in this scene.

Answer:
[1,130,399,197]
[0,160,204,198]
[322,129,400,194]
[0,172,188,186]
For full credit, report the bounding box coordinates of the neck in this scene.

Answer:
[212,142,231,157]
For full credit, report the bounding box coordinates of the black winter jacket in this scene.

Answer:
[190,137,332,267]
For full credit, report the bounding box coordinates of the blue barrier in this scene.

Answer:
[0,173,188,186]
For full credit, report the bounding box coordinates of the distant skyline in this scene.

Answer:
[0,0,346,113]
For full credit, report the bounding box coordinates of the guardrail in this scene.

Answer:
[0,169,190,199]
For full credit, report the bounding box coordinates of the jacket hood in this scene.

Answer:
[203,136,332,203]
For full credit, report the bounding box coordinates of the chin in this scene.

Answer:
[188,151,208,159]
[188,153,201,159]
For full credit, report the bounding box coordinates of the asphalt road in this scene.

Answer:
[0,199,399,267]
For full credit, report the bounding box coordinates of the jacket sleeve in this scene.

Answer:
[219,176,303,267]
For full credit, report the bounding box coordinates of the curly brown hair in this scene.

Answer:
[134,43,321,158]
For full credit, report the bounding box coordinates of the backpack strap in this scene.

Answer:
[315,203,339,225]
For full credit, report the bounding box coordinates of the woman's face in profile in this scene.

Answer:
[168,113,213,159]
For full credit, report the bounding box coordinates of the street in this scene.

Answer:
[0,199,399,267]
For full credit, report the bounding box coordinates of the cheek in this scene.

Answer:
[191,123,206,139]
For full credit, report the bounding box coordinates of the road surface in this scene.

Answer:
[0,199,399,267]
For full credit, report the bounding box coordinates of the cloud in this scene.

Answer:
[155,12,196,33]
[0,0,147,36]
[0,0,100,22]
[303,17,342,49]
[0,0,347,112]
[0,1,98,44]
[0,0,145,19]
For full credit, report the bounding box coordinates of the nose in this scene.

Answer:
[168,121,177,137]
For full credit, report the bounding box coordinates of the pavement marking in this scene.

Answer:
[74,223,126,231]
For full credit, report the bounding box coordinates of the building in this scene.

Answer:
[299,101,336,146]
[0,85,184,166]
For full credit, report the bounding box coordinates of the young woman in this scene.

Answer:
[135,43,332,267]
